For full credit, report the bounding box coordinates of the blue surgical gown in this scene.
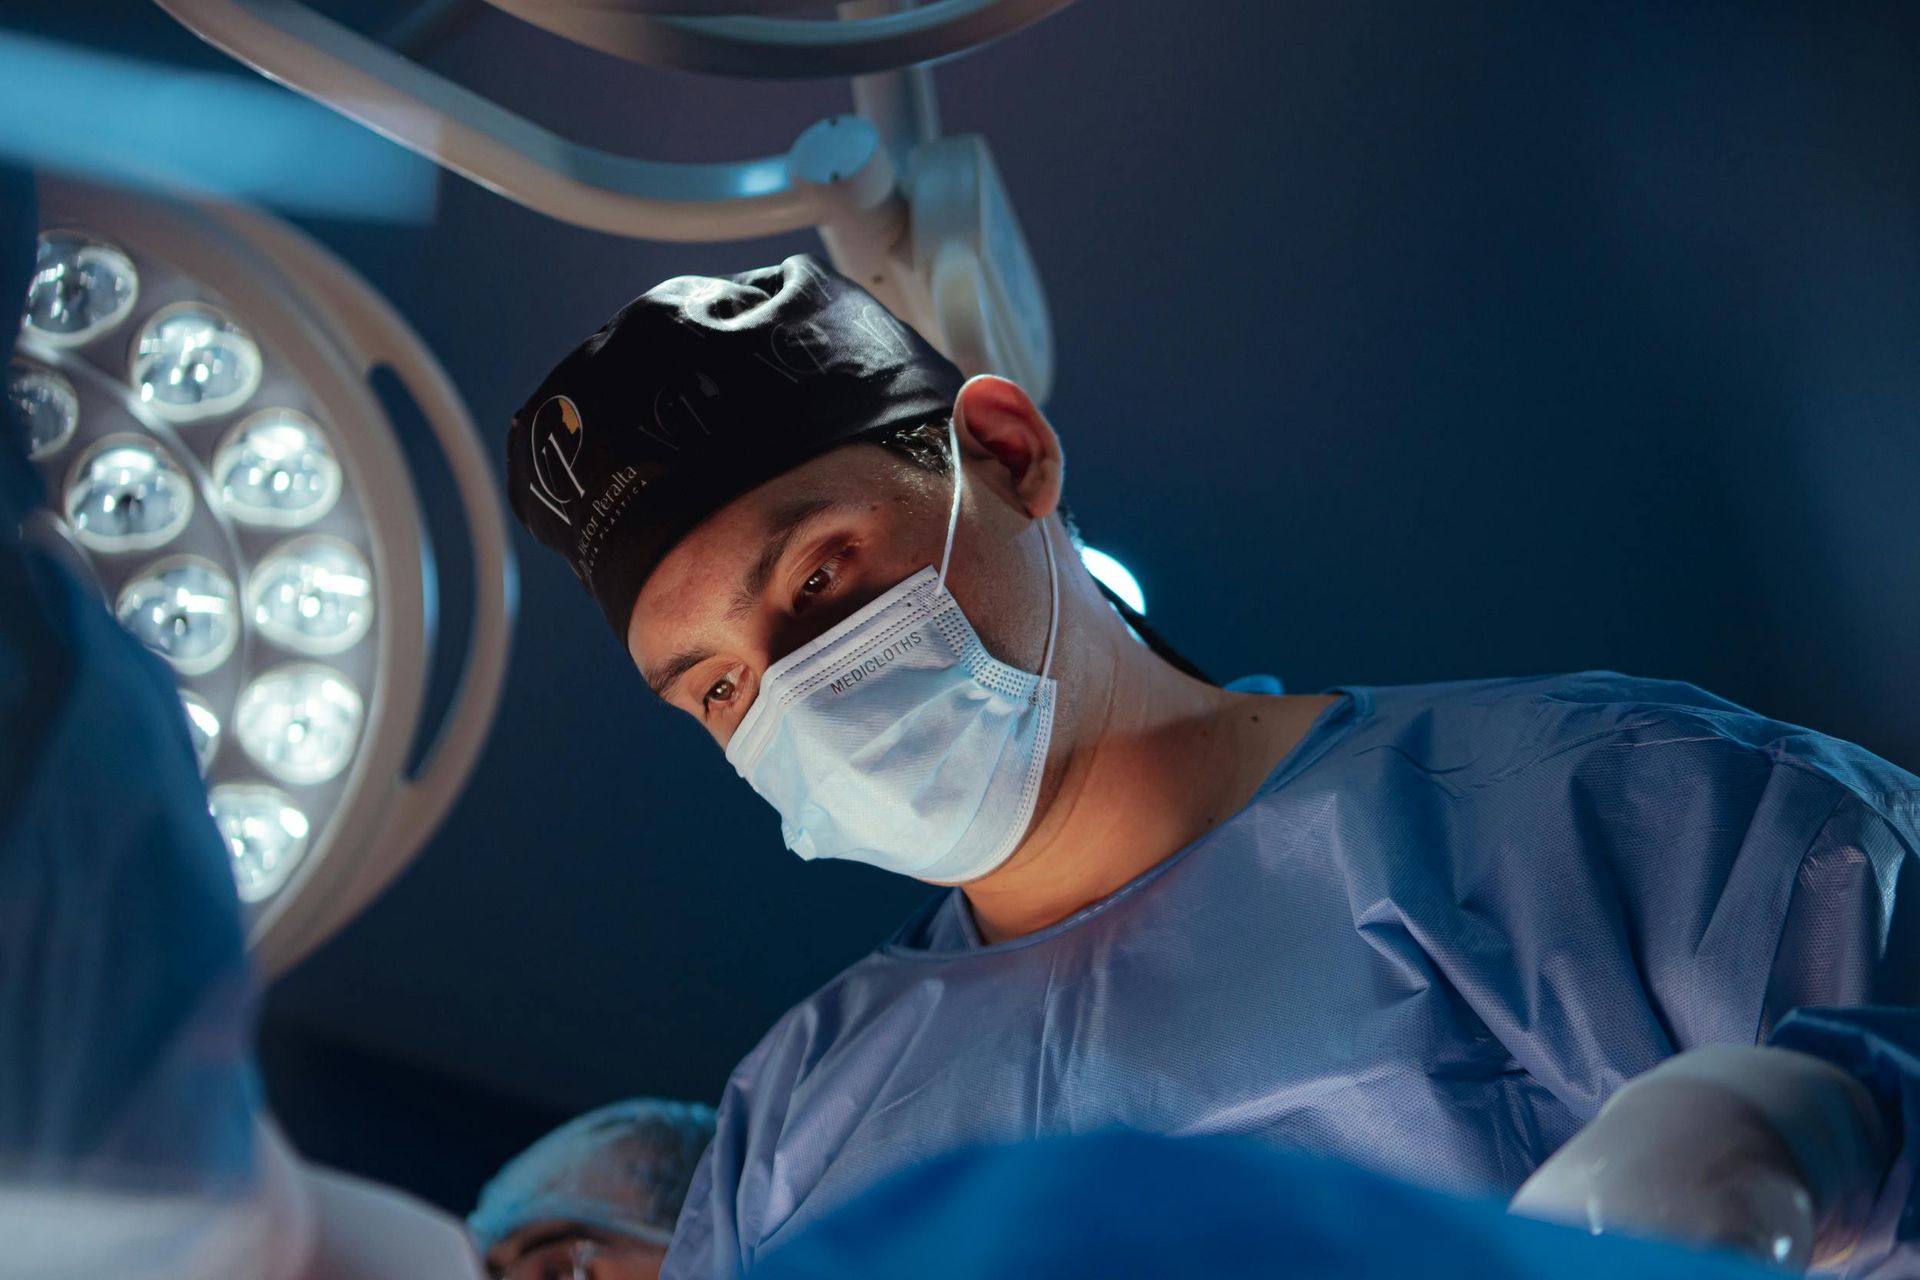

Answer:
[665,673,1920,1279]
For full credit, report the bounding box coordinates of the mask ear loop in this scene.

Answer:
[1036,515,1060,682]
[937,419,966,585]
[941,418,1060,685]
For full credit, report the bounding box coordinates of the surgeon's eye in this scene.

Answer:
[795,546,853,611]
[702,673,739,713]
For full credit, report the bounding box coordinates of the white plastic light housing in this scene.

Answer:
[234,663,364,785]
[247,536,374,655]
[213,409,342,527]
[23,231,138,347]
[116,557,241,675]
[22,175,514,977]
[180,690,222,774]
[7,360,79,460]
[63,437,194,553]
[209,782,310,903]
[131,302,263,422]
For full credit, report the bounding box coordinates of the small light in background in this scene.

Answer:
[1079,545,1146,615]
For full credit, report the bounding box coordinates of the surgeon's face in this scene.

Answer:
[628,394,1063,752]
[488,1223,666,1280]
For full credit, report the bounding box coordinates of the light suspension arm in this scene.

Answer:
[151,0,820,242]
[479,0,1081,79]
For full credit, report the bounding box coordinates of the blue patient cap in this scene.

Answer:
[468,1097,717,1252]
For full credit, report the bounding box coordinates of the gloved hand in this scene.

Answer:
[1510,1046,1891,1271]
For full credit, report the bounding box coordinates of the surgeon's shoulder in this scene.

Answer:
[1351,670,1920,799]
[1533,671,1920,800]
[1360,670,1744,718]
[1356,670,1743,749]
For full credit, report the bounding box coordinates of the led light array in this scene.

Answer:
[11,227,378,905]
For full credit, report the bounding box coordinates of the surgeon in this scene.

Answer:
[502,256,1919,1278]
[470,1098,717,1280]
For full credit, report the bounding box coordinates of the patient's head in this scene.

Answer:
[470,1098,717,1280]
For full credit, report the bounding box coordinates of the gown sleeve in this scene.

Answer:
[1768,1006,1920,1278]
[1386,674,1918,1273]
[1766,784,1920,1276]
[1763,784,1919,1278]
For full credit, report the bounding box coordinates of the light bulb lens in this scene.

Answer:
[235,663,364,786]
[7,359,79,460]
[64,438,194,553]
[248,536,374,656]
[23,232,138,347]
[116,558,240,676]
[209,782,309,903]
[131,303,262,422]
[213,410,342,528]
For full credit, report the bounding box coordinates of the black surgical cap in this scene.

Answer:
[506,255,965,644]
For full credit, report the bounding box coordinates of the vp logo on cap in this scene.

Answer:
[527,395,586,524]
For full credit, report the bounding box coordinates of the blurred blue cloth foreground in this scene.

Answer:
[0,170,258,1200]
[672,671,1920,1277]
[749,1130,1779,1280]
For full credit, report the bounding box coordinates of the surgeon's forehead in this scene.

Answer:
[626,444,904,657]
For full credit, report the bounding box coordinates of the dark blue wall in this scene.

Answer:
[8,0,1918,1212]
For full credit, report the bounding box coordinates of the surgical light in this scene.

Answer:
[247,536,373,655]
[115,556,241,676]
[234,663,364,786]
[213,409,342,527]
[23,231,138,346]
[131,302,263,421]
[1080,546,1146,615]
[209,782,310,904]
[14,175,513,976]
[7,359,79,459]
[63,437,195,552]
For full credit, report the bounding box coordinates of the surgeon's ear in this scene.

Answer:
[951,374,1063,520]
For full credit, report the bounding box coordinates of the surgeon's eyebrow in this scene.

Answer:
[640,495,857,702]
[644,646,715,701]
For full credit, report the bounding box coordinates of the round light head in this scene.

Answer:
[248,536,374,656]
[131,302,262,422]
[213,409,343,528]
[63,436,195,553]
[234,663,364,786]
[21,176,513,975]
[7,360,79,460]
[209,783,310,903]
[23,231,139,347]
[116,557,241,676]
[180,691,222,775]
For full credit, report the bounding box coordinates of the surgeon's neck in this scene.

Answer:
[957,581,1337,944]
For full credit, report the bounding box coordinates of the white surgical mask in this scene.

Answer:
[723,424,1060,882]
